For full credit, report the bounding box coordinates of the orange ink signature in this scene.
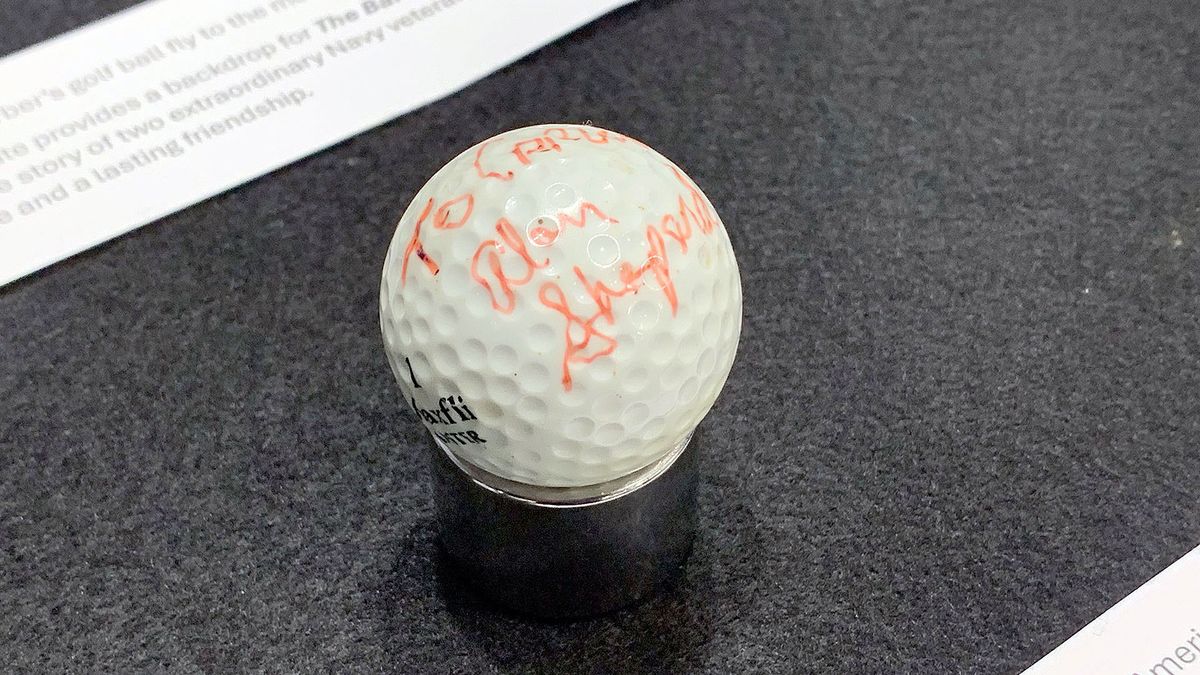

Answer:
[405,127,721,390]
[657,169,717,254]
[538,225,677,390]
[472,140,514,181]
[470,218,547,313]
[528,202,617,247]
[434,193,473,229]
[460,165,715,390]
[401,198,439,283]
[474,125,646,182]
[400,193,474,284]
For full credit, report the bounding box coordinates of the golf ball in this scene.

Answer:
[380,124,741,487]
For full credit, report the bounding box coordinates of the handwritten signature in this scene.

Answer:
[399,127,719,390]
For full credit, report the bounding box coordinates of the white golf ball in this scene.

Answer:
[380,124,741,487]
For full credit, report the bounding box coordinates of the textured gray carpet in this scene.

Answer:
[3,1,1198,672]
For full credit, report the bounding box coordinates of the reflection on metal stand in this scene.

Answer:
[430,429,700,619]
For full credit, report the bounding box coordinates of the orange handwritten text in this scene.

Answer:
[401,194,482,284]
[473,139,514,181]
[528,202,617,247]
[434,194,474,229]
[470,218,547,313]
[401,198,439,284]
[512,136,562,165]
[474,125,644,182]
[560,202,616,230]
[537,224,678,390]
[538,282,618,389]
[430,135,724,391]
[657,168,718,254]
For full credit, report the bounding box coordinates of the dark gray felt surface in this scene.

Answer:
[3,1,1199,672]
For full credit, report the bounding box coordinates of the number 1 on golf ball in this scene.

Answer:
[380,124,742,487]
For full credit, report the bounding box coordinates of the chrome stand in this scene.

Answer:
[429,430,700,619]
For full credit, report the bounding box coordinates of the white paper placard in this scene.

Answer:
[0,0,633,286]
[1024,545,1200,675]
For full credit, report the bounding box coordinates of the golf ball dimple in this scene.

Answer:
[380,124,742,487]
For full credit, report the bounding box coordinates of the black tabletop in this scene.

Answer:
[4,1,1198,672]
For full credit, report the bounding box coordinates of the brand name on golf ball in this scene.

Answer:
[409,395,487,446]
[400,358,488,446]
